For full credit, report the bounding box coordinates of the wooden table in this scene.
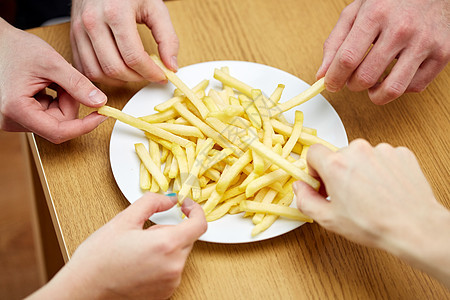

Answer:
[26,0,450,298]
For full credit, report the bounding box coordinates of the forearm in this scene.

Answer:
[26,263,106,300]
[382,201,450,288]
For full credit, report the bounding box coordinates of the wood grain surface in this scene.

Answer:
[27,0,449,298]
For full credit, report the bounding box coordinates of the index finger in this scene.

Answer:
[325,7,380,92]
[173,198,208,245]
[10,99,106,144]
[306,143,336,183]
[109,15,165,82]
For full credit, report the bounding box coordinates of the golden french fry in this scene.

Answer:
[269,77,325,116]
[213,68,253,97]
[206,194,246,222]
[139,162,151,190]
[149,139,161,193]
[152,123,204,139]
[98,106,193,148]
[240,136,320,190]
[216,150,252,194]
[241,200,313,222]
[281,111,303,157]
[151,55,210,119]
[140,109,178,123]
[178,138,215,203]
[174,102,244,156]
[135,143,169,191]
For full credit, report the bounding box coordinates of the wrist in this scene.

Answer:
[382,201,450,287]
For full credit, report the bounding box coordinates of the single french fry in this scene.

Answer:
[151,55,210,119]
[163,153,173,177]
[216,150,252,194]
[135,143,169,191]
[171,145,189,187]
[202,189,223,215]
[204,96,219,112]
[300,145,310,173]
[281,111,303,157]
[98,106,193,148]
[140,109,178,123]
[300,132,339,152]
[204,168,221,182]
[149,139,161,193]
[168,151,179,179]
[139,162,151,190]
[213,68,253,97]
[269,77,325,117]
[152,123,204,139]
[268,84,285,107]
[241,136,320,190]
[241,200,313,222]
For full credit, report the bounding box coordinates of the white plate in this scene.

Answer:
[109,60,348,243]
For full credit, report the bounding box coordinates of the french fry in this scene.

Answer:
[139,162,151,190]
[152,123,204,139]
[206,194,246,222]
[241,200,313,222]
[216,150,252,194]
[135,143,169,192]
[98,106,193,148]
[140,109,178,123]
[213,68,253,97]
[281,111,303,157]
[149,139,161,193]
[240,136,320,190]
[174,102,244,156]
[151,55,210,119]
[269,77,326,117]
[178,138,215,203]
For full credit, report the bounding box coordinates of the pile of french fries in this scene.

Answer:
[98,56,338,237]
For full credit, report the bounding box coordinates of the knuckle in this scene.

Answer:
[102,63,125,78]
[338,48,359,70]
[375,142,394,153]
[350,138,372,152]
[69,72,87,91]
[384,81,407,100]
[122,51,145,69]
[103,4,120,24]
[81,10,99,32]
[354,68,379,89]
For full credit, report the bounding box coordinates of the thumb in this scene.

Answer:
[50,57,107,107]
[116,192,178,228]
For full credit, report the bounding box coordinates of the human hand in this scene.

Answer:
[317,0,450,104]
[294,139,450,286]
[31,193,207,300]
[0,19,107,144]
[70,0,179,85]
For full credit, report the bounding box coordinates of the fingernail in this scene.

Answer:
[182,197,195,208]
[165,192,178,204]
[293,181,300,194]
[171,56,178,71]
[99,115,108,123]
[89,89,106,105]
